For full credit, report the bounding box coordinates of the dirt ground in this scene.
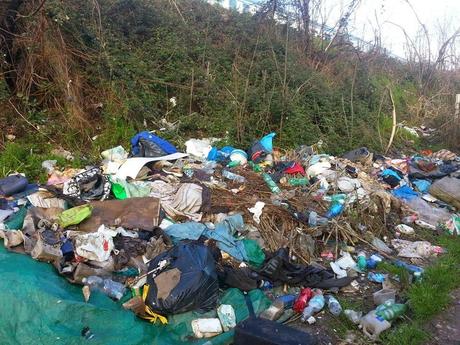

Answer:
[425,289,460,345]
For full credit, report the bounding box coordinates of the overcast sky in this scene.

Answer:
[348,0,460,58]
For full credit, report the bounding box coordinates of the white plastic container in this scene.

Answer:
[191,318,223,338]
[361,310,391,340]
[373,288,396,306]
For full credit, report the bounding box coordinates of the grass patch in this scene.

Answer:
[0,140,86,183]
[407,235,460,321]
[381,235,460,344]
[382,322,429,345]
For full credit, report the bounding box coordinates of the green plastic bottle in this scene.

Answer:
[376,301,407,321]
[288,177,309,186]
[249,161,263,172]
[262,173,281,194]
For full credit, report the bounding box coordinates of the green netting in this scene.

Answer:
[0,243,270,345]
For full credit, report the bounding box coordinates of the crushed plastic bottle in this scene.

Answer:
[222,170,246,183]
[326,295,342,316]
[308,211,328,226]
[300,293,325,321]
[344,309,362,324]
[82,276,126,300]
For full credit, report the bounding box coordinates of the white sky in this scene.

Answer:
[349,0,460,58]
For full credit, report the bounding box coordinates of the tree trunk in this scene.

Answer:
[0,0,24,92]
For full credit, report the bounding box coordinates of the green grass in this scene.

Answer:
[381,235,460,344]
[0,139,86,183]
[382,323,429,345]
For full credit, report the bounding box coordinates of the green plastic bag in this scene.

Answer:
[110,178,151,200]
[58,204,93,228]
[242,239,265,268]
[4,206,28,230]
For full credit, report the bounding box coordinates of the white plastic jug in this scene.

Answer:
[361,310,391,340]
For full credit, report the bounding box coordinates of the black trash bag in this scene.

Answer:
[145,242,219,315]
[257,248,353,288]
[134,138,167,158]
[342,147,371,163]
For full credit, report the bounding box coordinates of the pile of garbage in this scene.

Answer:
[0,131,459,343]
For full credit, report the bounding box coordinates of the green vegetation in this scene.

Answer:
[381,235,460,344]
[3,0,457,164]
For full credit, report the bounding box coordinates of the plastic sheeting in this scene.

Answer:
[0,243,270,345]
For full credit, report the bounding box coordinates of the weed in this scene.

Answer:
[380,235,460,345]
[382,322,429,345]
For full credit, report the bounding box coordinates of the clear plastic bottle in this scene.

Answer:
[308,211,328,226]
[300,294,325,321]
[326,295,342,316]
[222,170,246,183]
[202,161,217,174]
[344,309,362,324]
[82,276,126,300]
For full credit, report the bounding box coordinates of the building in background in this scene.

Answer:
[207,0,261,13]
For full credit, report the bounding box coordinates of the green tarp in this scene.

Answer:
[0,243,270,344]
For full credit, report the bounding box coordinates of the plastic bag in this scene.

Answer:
[58,204,93,228]
[145,242,218,315]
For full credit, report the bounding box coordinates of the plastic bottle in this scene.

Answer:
[274,294,297,310]
[325,203,344,218]
[375,301,407,321]
[293,288,314,313]
[202,161,217,174]
[344,309,362,324]
[326,295,342,316]
[288,177,309,186]
[226,161,241,168]
[300,294,325,321]
[356,252,367,271]
[248,161,262,172]
[308,211,328,226]
[222,170,246,183]
[262,173,281,194]
[393,260,424,275]
[82,276,126,300]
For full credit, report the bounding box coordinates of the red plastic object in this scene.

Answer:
[293,288,313,313]
[284,162,305,175]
